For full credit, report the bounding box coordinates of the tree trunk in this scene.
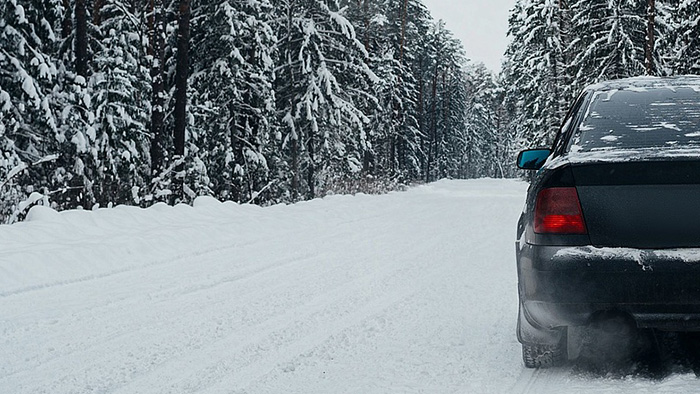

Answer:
[399,0,408,64]
[307,130,315,199]
[149,0,166,178]
[442,69,450,178]
[557,0,570,121]
[550,47,560,141]
[93,0,103,25]
[291,136,299,200]
[173,0,191,202]
[242,46,261,202]
[417,54,425,176]
[75,0,89,78]
[418,57,424,134]
[362,0,370,51]
[467,140,473,178]
[62,0,72,39]
[389,127,396,174]
[645,0,656,75]
[285,2,300,200]
[230,101,242,202]
[426,61,438,183]
[363,149,372,174]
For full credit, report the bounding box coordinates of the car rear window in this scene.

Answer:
[568,86,700,153]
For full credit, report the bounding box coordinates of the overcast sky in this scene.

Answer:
[420,0,516,73]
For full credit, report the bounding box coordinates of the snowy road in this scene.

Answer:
[1,179,699,393]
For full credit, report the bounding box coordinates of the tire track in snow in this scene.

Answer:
[0,217,392,378]
[0,209,403,379]
[0,230,303,299]
[108,260,423,393]
[0,213,411,393]
[0,250,320,381]
[204,289,419,394]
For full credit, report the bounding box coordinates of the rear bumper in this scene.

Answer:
[517,243,700,333]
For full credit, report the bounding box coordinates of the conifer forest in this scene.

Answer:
[1,0,699,222]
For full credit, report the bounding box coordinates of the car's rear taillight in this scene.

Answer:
[534,187,587,234]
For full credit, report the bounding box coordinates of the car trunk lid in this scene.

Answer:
[572,160,700,248]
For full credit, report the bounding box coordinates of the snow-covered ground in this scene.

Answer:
[1,179,699,393]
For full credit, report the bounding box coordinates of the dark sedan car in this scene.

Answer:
[515,76,700,368]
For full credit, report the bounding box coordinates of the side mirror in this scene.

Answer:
[517,149,551,170]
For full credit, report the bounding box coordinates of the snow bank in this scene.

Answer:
[0,196,267,296]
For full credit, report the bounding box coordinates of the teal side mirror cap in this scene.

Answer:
[517,149,551,170]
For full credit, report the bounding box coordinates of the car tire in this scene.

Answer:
[522,342,566,368]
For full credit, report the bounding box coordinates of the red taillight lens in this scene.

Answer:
[534,187,587,234]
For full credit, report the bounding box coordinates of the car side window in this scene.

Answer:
[550,92,590,157]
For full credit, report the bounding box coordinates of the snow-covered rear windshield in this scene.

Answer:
[569,86,700,152]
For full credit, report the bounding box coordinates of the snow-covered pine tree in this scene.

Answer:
[436,59,470,180]
[464,63,501,179]
[501,0,533,152]
[336,0,379,183]
[0,0,64,221]
[501,0,571,149]
[147,0,166,182]
[372,0,428,181]
[169,0,191,203]
[271,0,375,200]
[49,0,104,210]
[569,0,649,85]
[90,0,151,206]
[490,76,516,178]
[674,0,700,74]
[188,0,276,203]
[148,0,202,204]
[365,46,421,180]
[643,0,676,75]
[422,21,458,182]
[340,0,425,181]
